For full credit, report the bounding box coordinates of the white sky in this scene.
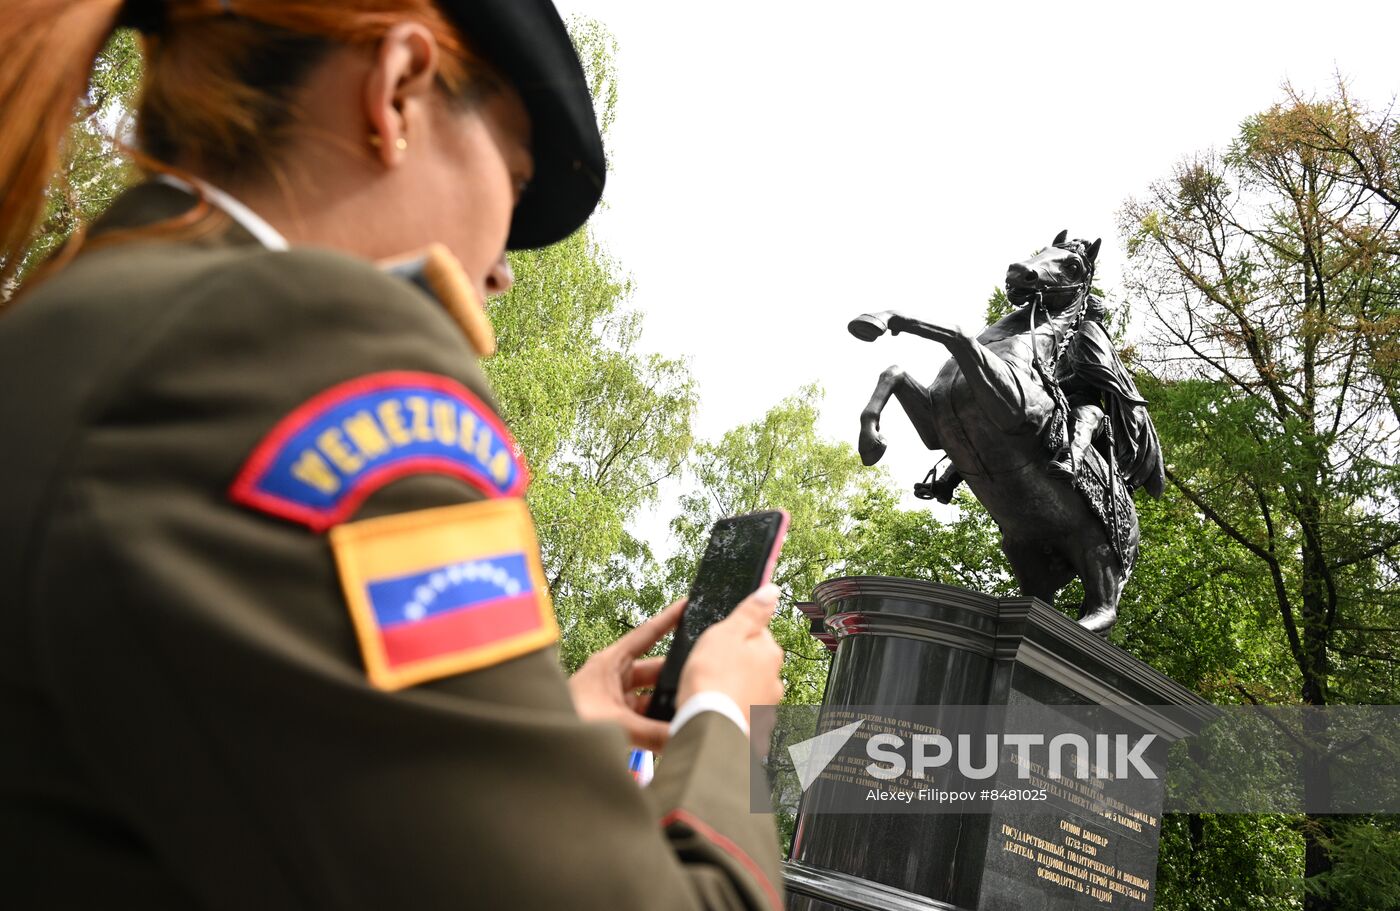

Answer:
[550,0,1400,551]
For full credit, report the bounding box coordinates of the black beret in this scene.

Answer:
[439,0,606,250]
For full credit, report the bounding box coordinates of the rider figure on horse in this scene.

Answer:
[1045,275,1165,498]
[920,237,1164,504]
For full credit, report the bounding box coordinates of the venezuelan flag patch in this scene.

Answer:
[231,371,528,531]
[329,499,558,690]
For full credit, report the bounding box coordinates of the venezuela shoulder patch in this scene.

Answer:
[231,371,527,531]
[329,498,559,689]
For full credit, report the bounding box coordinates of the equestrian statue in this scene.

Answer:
[849,231,1165,634]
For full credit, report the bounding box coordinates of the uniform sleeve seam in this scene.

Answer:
[659,807,782,911]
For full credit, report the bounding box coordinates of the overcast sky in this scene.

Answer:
[548,0,1400,550]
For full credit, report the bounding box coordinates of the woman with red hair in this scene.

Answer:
[0,2,784,908]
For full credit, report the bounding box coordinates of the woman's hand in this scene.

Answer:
[568,598,685,752]
[679,584,785,728]
[568,584,786,751]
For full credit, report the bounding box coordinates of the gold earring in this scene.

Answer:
[368,135,408,151]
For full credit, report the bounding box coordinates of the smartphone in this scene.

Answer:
[645,509,790,722]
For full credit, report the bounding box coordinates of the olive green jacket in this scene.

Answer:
[0,183,782,910]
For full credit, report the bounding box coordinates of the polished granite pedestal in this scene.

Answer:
[783,577,1211,911]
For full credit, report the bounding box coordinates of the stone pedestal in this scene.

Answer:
[783,577,1211,911]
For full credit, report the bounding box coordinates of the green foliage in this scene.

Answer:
[566,17,620,143]
[842,485,1016,594]
[8,30,142,289]
[491,238,690,669]
[487,231,696,672]
[985,286,1014,324]
[1120,81,1400,708]
[485,21,697,672]
[1306,817,1400,910]
[1117,377,1302,699]
[1121,81,1400,908]
[1155,814,1303,911]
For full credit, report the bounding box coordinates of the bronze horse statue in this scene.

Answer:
[849,231,1164,634]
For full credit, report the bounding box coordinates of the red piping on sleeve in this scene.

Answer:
[659,807,782,911]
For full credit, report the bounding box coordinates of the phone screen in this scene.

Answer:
[645,510,788,722]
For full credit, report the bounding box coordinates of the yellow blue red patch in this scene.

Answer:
[231,371,527,531]
[329,499,559,690]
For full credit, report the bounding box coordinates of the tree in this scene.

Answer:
[486,231,696,671]
[1155,813,1303,911]
[1114,434,1302,699]
[482,19,699,671]
[1120,83,1400,909]
[3,29,141,294]
[841,486,1016,594]
[1306,816,1400,910]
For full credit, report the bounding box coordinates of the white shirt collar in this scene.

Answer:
[154,173,290,251]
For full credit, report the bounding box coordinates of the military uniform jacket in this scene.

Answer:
[0,183,783,910]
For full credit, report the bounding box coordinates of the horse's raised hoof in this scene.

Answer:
[858,425,888,466]
[848,313,889,342]
[1078,606,1117,637]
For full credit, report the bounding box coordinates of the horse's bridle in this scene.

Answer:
[1021,247,1095,461]
[1023,248,1094,370]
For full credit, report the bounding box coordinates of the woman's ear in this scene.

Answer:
[364,22,441,168]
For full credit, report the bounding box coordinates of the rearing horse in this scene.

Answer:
[849,232,1156,634]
